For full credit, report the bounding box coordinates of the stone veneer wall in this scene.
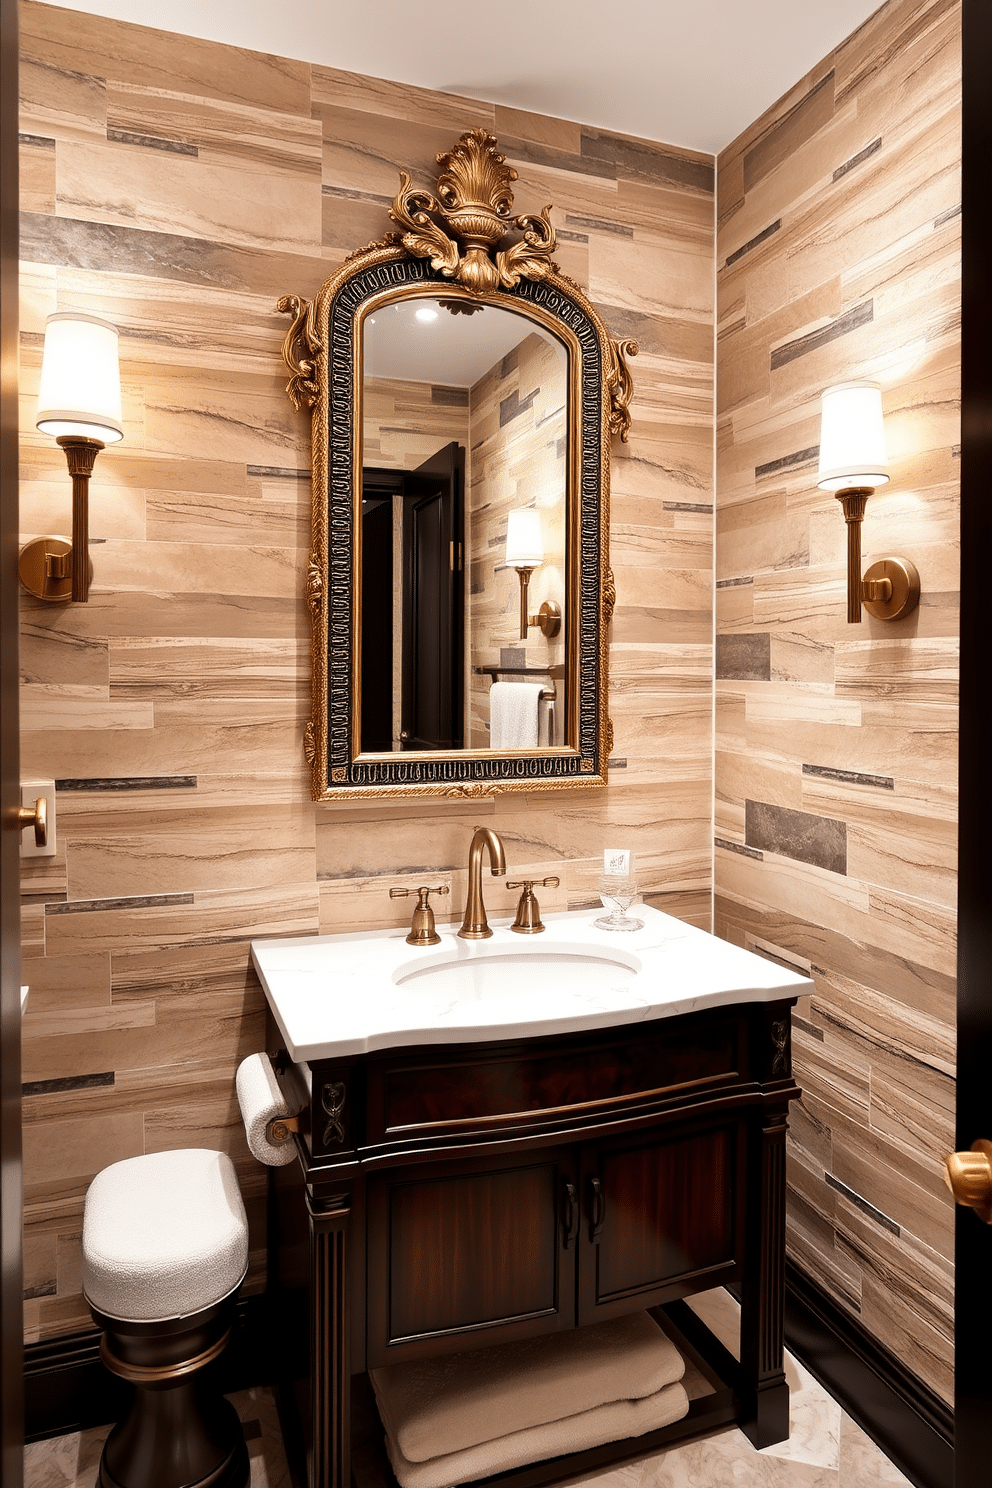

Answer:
[467,332,567,747]
[714,0,959,1404]
[362,376,469,473]
[16,0,715,1339]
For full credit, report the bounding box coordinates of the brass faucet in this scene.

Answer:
[458,826,506,939]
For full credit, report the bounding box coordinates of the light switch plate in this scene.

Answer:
[20,779,56,858]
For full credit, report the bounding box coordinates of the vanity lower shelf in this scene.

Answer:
[346,1300,747,1488]
[265,994,800,1488]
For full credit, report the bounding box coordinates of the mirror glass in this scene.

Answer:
[359,296,568,756]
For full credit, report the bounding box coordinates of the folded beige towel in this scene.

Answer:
[381,1380,690,1488]
[370,1311,685,1463]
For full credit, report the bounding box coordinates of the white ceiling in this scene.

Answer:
[365,299,559,388]
[48,0,885,153]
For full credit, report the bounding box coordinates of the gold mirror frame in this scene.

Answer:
[279,128,636,801]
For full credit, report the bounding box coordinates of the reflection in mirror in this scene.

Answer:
[360,296,568,756]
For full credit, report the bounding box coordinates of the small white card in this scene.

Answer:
[603,847,631,876]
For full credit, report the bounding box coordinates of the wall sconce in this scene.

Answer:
[817,381,919,624]
[18,312,124,603]
[504,508,561,641]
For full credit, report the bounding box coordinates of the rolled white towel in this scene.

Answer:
[236,1053,297,1167]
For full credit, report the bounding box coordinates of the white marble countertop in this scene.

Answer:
[251,904,812,1064]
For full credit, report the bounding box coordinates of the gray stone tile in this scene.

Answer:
[716,633,771,681]
[745,801,847,874]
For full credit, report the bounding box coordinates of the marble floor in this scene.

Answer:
[24,1292,912,1488]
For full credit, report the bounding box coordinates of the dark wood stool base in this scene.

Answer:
[90,1295,249,1488]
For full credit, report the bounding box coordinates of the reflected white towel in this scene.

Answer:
[489,681,543,749]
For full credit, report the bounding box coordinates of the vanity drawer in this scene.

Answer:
[366,1017,741,1144]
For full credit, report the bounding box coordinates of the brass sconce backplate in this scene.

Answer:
[861,557,921,621]
[18,535,75,602]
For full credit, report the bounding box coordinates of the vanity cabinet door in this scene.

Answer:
[366,1147,579,1368]
[576,1119,743,1324]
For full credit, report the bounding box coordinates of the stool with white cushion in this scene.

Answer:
[82,1148,250,1488]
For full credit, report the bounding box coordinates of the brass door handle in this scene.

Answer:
[944,1140,992,1223]
[17,796,48,848]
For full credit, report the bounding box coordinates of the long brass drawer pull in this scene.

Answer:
[589,1176,606,1240]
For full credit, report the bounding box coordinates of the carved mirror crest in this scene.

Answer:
[279,129,635,801]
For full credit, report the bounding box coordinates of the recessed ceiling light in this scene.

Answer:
[415,307,439,323]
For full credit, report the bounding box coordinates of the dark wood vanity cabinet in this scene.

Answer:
[267,998,799,1488]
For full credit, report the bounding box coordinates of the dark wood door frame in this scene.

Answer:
[955,4,992,1486]
[0,0,24,1485]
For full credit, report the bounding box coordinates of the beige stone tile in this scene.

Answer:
[22,994,268,1089]
[55,139,322,255]
[18,951,111,1012]
[860,1272,954,1406]
[23,1001,156,1039]
[19,840,68,904]
[20,691,153,732]
[22,699,306,781]
[19,50,107,146]
[106,83,323,176]
[22,0,312,114]
[810,968,954,1078]
[41,883,319,961]
[311,65,494,132]
[318,870,457,938]
[19,135,57,214]
[834,637,958,704]
[108,637,307,699]
[23,1229,58,1301]
[837,1414,914,1487]
[22,1110,144,1187]
[869,1065,955,1168]
[56,1231,84,1299]
[24,1422,111,1488]
[21,620,110,692]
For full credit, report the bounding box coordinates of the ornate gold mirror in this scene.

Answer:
[280,129,635,800]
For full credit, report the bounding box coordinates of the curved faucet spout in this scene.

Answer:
[458,826,507,940]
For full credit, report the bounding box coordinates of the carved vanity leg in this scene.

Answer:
[739,1107,790,1449]
[308,1193,351,1488]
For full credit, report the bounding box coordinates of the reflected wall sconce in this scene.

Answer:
[18,312,124,603]
[817,381,919,624]
[504,508,562,641]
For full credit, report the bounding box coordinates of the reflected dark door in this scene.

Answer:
[359,482,397,753]
[402,442,464,751]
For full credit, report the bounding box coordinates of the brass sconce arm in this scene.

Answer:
[19,436,104,603]
[835,486,920,623]
[513,566,562,640]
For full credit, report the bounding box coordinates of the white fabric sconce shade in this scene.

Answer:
[505,508,543,568]
[36,312,124,444]
[816,381,888,492]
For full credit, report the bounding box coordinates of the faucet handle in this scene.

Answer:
[389,885,449,947]
[506,877,560,935]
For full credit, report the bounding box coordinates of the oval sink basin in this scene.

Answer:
[393,943,641,1002]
